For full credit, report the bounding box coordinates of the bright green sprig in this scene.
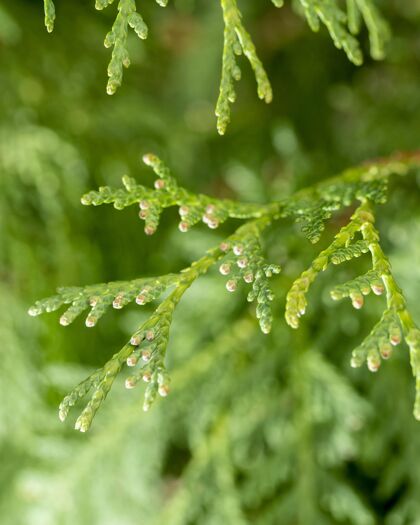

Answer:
[218,218,281,334]
[28,274,176,327]
[330,269,384,304]
[30,213,277,429]
[102,0,149,95]
[42,0,166,94]
[329,239,370,264]
[216,0,273,135]
[285,202,371,328]
[81,153,273,235]
[286,194,420,418]
[30,153,420,429]
[350,309,401,371]
[43,0,55,33]
[53,245,223,430]
[358,202,420,419]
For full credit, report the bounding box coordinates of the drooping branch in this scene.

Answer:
[41,0,390,133]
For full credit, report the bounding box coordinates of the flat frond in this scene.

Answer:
[29,153,420,429]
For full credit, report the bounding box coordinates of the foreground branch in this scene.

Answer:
[30,152,420,429]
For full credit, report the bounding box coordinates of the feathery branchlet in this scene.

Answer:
[29,152,420,429]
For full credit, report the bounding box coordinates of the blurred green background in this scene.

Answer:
[1,1,420,524]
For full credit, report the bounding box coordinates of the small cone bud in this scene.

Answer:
[371,283,385,295]
[158,385,170,397]
[380,343,393,360]
[139,209,148,219]
[139,200,150,210]
[219,263,231,276]
[144,225,156,236]
[142,372,152,383]
[237,257,248,269]
[350,293,364,309]
[146,330,155,341]
[113,295,124,309]
[207,219,219,229]
[179,205,189,217]
[127,355,138,367]
[390,329,401,346]
[233,244,243,256]
[28,306,39,317]
[141,350,151,362]
[85,315,97,327]
[244,272,254,283]
[179,221,189,233]
[226,280,237,292]
[220,242,230,252]
[59,315,70,326]
[130,334,142,346]
[367,356,381,372]
[154,179,165,190]
[89,296,99,307]
[142,153,155,166]
[136,294,147,305]
[125,377,136,389]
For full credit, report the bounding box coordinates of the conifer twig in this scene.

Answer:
[30,152,420,429]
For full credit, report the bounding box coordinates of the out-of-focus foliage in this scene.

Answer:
[1,1,420,524]
[41,0,389,134]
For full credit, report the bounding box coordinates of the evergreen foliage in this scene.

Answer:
[42,0,389,133]
[30,153,420,431]
[3,1,420,523]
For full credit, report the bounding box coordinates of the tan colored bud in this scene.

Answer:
[219,263,231,275]
[233,244,243,256]
[158,385,170,397]
[179,221,189,233]
[226,280,237,292]
[144,225,156,236]
[154,179,165,190]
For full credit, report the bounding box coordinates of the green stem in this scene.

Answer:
[360,200,417,334]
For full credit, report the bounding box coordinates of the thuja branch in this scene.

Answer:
[29,152,420,429]
[40,0,389,133]
[58,246,225,432]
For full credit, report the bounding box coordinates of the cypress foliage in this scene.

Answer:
[1,1,419,524]
[30,153,420,429]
